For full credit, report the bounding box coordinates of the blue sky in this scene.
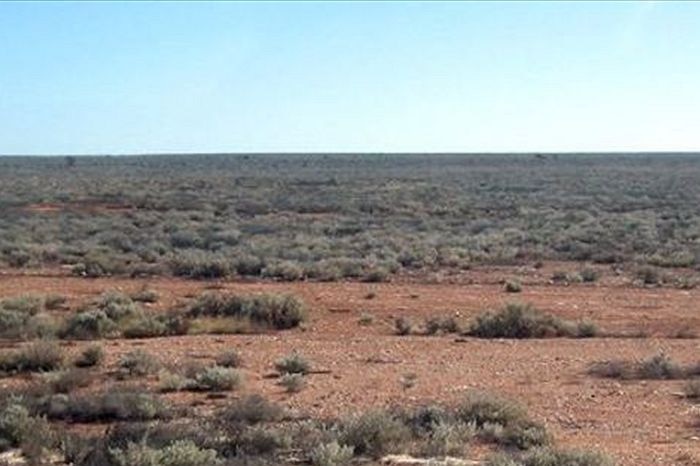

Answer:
[1,1,698,154]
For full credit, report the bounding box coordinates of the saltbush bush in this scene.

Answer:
[187,292,306,330]
[468,303,597,339]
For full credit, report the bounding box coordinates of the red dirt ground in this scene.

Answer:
[0,268,699,465]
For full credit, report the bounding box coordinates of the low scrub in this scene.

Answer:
[187,292,306,330]
[504,279,522,293]
[188,316,256,335]
[121,312,188,339]
[0,295,60,339]
[685,379,700,400]
[215,350,242,368]
[467,303,597,339]
[424,316,460,335]
[60,291,139,339]
[487,447,614,466]
[279,373,306,393]
[170,250,231,279]
[219,394,284,425]
[41,368,92,394]
[0,341,64,373]
[61,310,119,339]
[62,291,187,340]
[130,287,159,303]
[310,441,354,466]
[158,365,242,392]
[589,352,686,380]
[118,350,161,377]
[110,440,221,466]
[394,317,413,336]
[193,366,242,392]
[39,390,168,422]
[0,400,56,459]
[275,352,310,375]
[74,344,104,368]
[339,410,410,458]
[456,391,549,450]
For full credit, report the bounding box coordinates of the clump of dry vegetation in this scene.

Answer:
[466,303,598,339]
[589,352,694,380]
[186,292,307,330]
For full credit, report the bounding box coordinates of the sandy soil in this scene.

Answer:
[0,268,698,465]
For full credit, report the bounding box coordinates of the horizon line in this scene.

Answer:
[2,151,700,158]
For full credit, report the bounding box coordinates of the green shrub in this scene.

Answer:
[187,316,254,335]
[121,313,170,338]
[394,316,413,336]
[550,271,571,284]
[0,295,59,339]
[193,366,242,391]
[589,353,684,380]
[424,316,460,335]
[75,344,104,367]
[685,379,700,399]
[42,368,92,394]
[1,295,44,314]
[0,400,55,457]
[500,420,550,450]
[0,341,64,373]
[41,391,168,422]
[0,309,58,339]
[362,268,388,283]
[400,373,418,390]
[262,260,305,281]
[187,293,306,330]
[236,425,292,455]
[424,317,442,335]
[170,251,230,279]
[468,303,595,339]
[72,253,126,277]
[220,395,283,425]
[515,447,614,466]
[95,291,140,320]
[0,309,30,338]
[357,313,374,326]
[0,402,33,450]
[279,373,306,393]
[275,352,310,375]
[61,292,140,339]
[504,280,522,293]
[110,440,221,466]
[232,254,265,276]
[580,268,599,283]
[215,350,242,368]
[421,420,475,457]
[636,266,661,285]
[158,370,192,393]
[638,353,684,379]
[340,410,410,458]
[457,391,527,428]
[131,287,160,303]
[587,360,634,379]
[118,350,160,376]
[310,441,354,466]
[576,320,598,338]
[44,294,67,310]
[61,310,118,339]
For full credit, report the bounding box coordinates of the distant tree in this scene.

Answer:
[65,156,76,168]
